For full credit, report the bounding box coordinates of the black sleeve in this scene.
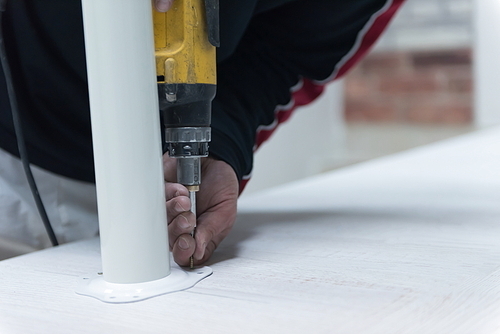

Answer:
[0,0,401,186]
[209,0,399,186]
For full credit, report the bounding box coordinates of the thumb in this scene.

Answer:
[193,208,236,263]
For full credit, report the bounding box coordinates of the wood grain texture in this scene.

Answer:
[1,127,500,333]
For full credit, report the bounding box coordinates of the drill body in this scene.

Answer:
[154,0,218,192]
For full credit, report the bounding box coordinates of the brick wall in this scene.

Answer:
[344,49,473,124]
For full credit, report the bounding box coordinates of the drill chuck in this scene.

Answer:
[164,127,211,157]
[177,157,201,186]
[165,126,210,187]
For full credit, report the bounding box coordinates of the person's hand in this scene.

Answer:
[154,0,174,12]
[164,155,239,266]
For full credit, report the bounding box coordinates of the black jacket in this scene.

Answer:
[0,0,403,189]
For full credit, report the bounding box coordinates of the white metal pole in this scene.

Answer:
[81,0,170,284]
[474,0,500,127]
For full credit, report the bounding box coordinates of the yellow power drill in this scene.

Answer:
[153,0,219,268]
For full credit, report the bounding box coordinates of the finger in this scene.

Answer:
[165,183,189,213]
[154,0,174,12]
[164,181,188,201]
[198,239,219,264]
[166,194,191,225]
[172,234,196,267]
[163,154,177,183]
[168,211,195,248]
[193,209,236,263]
[165,182,190,225]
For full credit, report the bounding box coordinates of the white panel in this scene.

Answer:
[474,0,500,127]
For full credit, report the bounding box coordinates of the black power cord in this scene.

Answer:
[0,1,59,246]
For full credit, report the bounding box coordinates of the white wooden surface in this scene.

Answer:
[1,127,500,333]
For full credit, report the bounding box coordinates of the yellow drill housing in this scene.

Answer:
[153,0,216,85]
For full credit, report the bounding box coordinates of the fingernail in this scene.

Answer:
[179,215,191,229]
[155,0,169,12]
[178,237,189,250]
[175,201,186,212]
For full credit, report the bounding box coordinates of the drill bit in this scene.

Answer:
[188,187,197,269]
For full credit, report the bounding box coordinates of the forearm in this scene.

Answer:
[209,0,405,190]
[209,39,299,185]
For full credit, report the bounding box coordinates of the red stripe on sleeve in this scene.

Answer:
[241,0,405,190]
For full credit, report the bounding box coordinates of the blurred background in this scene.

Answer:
[241,0,500,195]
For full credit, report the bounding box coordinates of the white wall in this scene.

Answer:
[373,0,472,52]
[474,0,500,127]
[241,81,345,196]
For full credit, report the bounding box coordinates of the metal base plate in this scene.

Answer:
[75,266,212,303]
